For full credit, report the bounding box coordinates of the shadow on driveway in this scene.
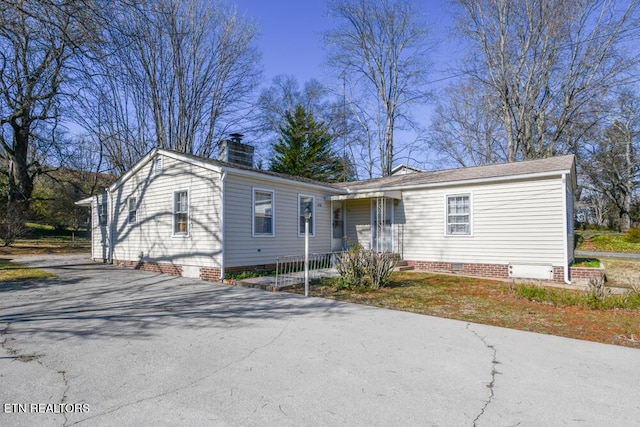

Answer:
[0,255,347,340]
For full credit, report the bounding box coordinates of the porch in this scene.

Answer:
[328,191,403,254]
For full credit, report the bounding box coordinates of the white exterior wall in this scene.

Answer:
[399,175,567,266]
[91,193,108,261]
[224,173,335,268]
[109,154,222,269]
[345,199,372,249]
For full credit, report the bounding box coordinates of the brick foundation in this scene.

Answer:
[224,263,277,274]
[407,260,510,279]
[406,260,606,285]
[110,259,283,283]
[113,259,182,276]
[569,265,606,284]
[200,267,221,281]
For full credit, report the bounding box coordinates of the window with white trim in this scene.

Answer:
[128,197,137,224]
[298,195,315,236]
[446,194,471,235]
[253,189,274,236]
[174,191,189,235]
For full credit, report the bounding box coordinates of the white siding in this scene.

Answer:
[110,154,222,268]
[345,199,372,250]
[91,193,108,261]
[224,174,334,268]
[398,176,567,266]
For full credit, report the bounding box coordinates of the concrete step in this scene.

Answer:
[394,264,414,272]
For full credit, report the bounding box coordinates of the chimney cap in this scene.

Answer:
[229,133,243,142]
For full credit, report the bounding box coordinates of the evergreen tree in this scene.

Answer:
[270,105,354,182]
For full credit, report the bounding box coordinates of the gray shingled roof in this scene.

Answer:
[155,149,574,193]
[336,155,575,192]
[158,148,344,190]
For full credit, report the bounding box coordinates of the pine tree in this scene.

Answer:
[270,105,353,182]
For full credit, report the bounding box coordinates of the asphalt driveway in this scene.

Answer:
[1,254,638,426]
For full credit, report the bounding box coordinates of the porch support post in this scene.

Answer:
[304,207,312,297]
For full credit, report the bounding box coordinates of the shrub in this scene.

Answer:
[625,227,640,243]
[0,202,28,246]
[335,245,368,290]
[512,284,581,306]
[363,251,399,289]
[626,275,640,294]
[335,245,398,290]
[513,278,640,310]
[584,276,612,309]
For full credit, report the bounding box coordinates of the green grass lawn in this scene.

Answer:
[576,231,640,253]
[1,222,90,255]
[0,259,56,282]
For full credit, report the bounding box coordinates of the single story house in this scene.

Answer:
[77,141,578,284]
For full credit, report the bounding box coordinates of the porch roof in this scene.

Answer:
[328,190,402,201]
[75,196,93,207]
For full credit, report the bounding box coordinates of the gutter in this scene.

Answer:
[340,169,573,195]
[219,171,227,280]
[562,173,571,285]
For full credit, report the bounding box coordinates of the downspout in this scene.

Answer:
[219,171,227,281]
[330,199,333,252]
[561,173,571,285]
[107,189,114,264]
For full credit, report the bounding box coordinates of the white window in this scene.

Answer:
[298,195,315,236]
[98,203,107,226]
[253,189,274,236]
[446,194,471,235]
[174,191,189,235]
[128,197,137,224]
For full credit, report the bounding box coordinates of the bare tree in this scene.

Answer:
[78,0,261,171]
[429,79,505,167]
[0,0,97,205]
[582,90,640,231]
[453,0,640,162]
[255,75,333,145]
[325,0,432,176]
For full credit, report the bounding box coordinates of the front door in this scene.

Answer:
[331,202,345,251]
[371,198,393,252]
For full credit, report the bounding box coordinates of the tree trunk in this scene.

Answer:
[8,120,34,206]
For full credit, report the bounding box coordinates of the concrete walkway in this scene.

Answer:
[1,254,638,426]
[576,250,640,259]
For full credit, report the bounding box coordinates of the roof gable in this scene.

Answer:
[109,148,345,193]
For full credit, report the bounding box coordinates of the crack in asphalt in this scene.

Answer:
[2,322,90,426]
[0,322,42,362]
[70,319,292,425]
[467,324,500,427]
[59,369,70,427]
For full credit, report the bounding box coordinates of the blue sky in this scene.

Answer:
[232,0,461,171]
[233,0,458,88]
[233,0,333,84]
